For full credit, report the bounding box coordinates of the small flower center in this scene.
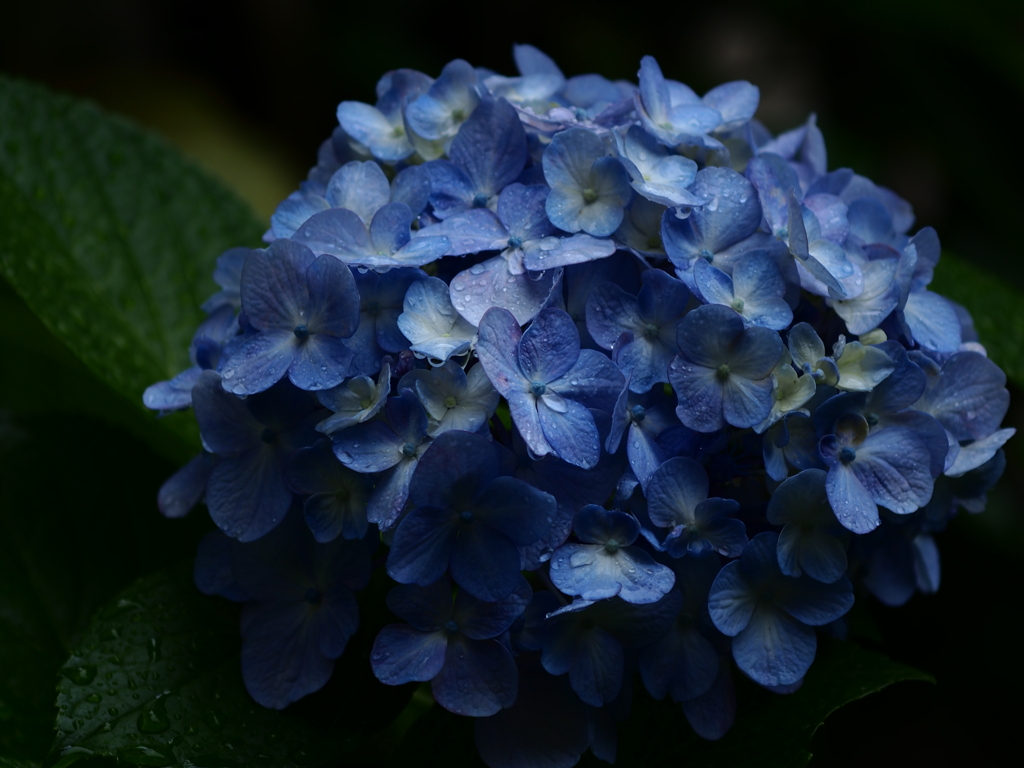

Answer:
[473,193,489,208]
[401,442,418,458]
[507,236,523,249]
[699,249,715,262]
[460,509,474,523]
[443,619,460,635]
[840,446,857,464]
[604,539,621,554]
[642,323,660,341]
[304,587,322,605]
[444,395,459,409]
[716,364,731,381]
[730,297,745,312]
[260,428,277,444]
[451,109,466,123]
[630,404,646,422]
[531,382,547,396]
[293,324,310,340]
[865,412,879,426]
[582,188,599,204]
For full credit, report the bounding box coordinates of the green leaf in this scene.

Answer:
[0,414,211,763]
[0,76,265,460]
[50,565,342,768]
[931,252,1024,387]
[611,640,933,767]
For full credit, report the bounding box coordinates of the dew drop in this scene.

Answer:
[65,664,97,685]
[137,696,171,734]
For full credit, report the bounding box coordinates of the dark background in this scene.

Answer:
[2,0,1022,765]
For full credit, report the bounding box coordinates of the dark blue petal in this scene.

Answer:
[370,624,448,685]
[451,523,523,601]
[387,505,459,587]
[432,636,518,716]
[732,606,816,687]
[206,448,291,541]
[449,97,528,197]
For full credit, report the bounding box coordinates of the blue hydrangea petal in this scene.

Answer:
[371,624,448,685]
[455,576,532,640]
[707,560,756,636]
[240,600,337,709]
[194,531,247,601]
[425,160,476,218]
[693,506,747,557]
[513,44,564,77]
[823,459,879,534]
[663,167,761,270]
[269,194,329,240]
[640,621,717,701]
[158,452,214,519]
[220,331,298,396]
[387,505,460,586]
[914,351,1009,441]
[677,304,745,366]
[475,307,527,395]
[405,59,480,141]
[144,365,203,411]
[336,101,413,162]
[568,627,624,706]
[191,371,260,454]
[902,290,962,353]
[745,154,801,236]
[573,505,640,546]
[241,242,312,331]
[449,97,528,198]
[450,254,563,327]
[398,277,477,362]
[369,458,421,530]
[586,283,641,350]
[391,165,431,216]
[522,233,617,271]
[732,605,816,687]
[778,526,847,584]
[702,80,759,129]
[774,575,853,627]
[497,183,555,241]
[383,580,451,633]
[646,457,709,528]
[418,209,507,255]
[333,420,404,473]
[947,428,1016,477]
[325,161,390,224]
[206,449,291,541]
[450,523,523,601]
[432,635,518,717]
[293,208,372,261]
[851,428,934,512]
[550,541,674,604]
[474,661,591,768]
[537,398,601,469]
[681,660,736,739]
[409,430,498,510]
[519,307,580,384]
[722,374,776,430]
[287,334,352,391]
[369,202,413,256]
[477,476,556,546]
[669,361,724,432]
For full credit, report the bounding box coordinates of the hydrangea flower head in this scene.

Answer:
[146,44,1011,768]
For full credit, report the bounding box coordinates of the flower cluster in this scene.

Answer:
[147,45,1013,766]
